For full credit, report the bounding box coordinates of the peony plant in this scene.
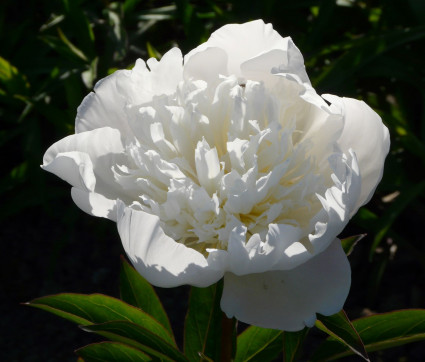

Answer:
[34,20,425,361]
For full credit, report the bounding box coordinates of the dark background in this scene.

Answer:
[1,0,425,360]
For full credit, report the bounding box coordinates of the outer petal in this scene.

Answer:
[75,70,134,136]
[183,47,228,84]
[221,238,350,331]
[241,42,310,86]
[71,187,117,221]
[42,151,96,192]
[323,94,390,213]
[42,127,126,220]
[185,20,309,83]
[76,48,183,134]
[117,201,227,288]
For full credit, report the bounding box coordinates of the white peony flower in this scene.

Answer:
[43,20,390,331]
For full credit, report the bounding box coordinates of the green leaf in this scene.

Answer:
[76,341,152,361]
[39,35,87,65]
[370,181,425,259]
[146,42,162,59]
[81,321,187,362]
[316,310,369,361]
[120,257,173,337]
[312,309,425,361]
[123,0,143,14]
[314,26,425,91]
[0,56,30,96]
[234,326,282,362]
[62,0,96,58]
[27,293,175,346]
[341,234,366,256]
[283,328,309,362]
[57,27,88,62]
[184,282,223,361]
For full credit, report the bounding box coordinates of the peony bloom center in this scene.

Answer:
[112,72,336,256]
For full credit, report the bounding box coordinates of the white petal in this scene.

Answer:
[144,48,184,97]
[75,70,134,136]
[43,151,95,191]
[241,40,310,86]
[185,20,291,80]
[43,127,126,207]
[227,223,306,276]
[323,95,390,213]
[76,48,183,135]
[117,201,227,287]
[71,187,117,221]
[183,47,228,83]
[43,127,123,164]
[195,139,222,195]
[221,238,351,331]
[308,150,361,253]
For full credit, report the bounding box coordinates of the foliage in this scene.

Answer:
[27,258,425,361]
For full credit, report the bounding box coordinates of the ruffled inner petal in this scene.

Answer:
[117,201,227,287]
[323,94,390,214]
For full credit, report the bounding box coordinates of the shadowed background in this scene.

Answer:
[1,0,425,360]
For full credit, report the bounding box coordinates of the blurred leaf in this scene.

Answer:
[175,0,194,35]
[408,0,425,23]
[27,293,175,346]
[316,310,369,361]
[368,8,382,25]
[137,5,176,21]
[63,72,85,111]
[81,321,187,362]
[146,42,162,59]
[33,100,73,133]
[104,4,127,61]
[314,26,425,91]
[370,181,425,259]
[123,0,143,14]
[39,14,65,32]
[119,257,173,337]
[399,131,425,167]
[62,0,95,57]
[0,56,30,96]
[283,328,309,362]
[184,282,223,361]
[39,35,87,64]
[312,310,425,360]
[0,162,28,196]
[76,341,152,361]
[354,208,378,230]
[341,234,366,256]
[306,0,336,50]
[360,55,421,88]
[82,57,98,89]
[57,27,88,62]
[234,326,282,362]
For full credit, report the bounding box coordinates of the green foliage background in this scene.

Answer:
[1,0,425,360]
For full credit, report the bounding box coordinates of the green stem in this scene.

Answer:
[221,313,236,362]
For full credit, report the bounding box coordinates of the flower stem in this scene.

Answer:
[221,313,236,362]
